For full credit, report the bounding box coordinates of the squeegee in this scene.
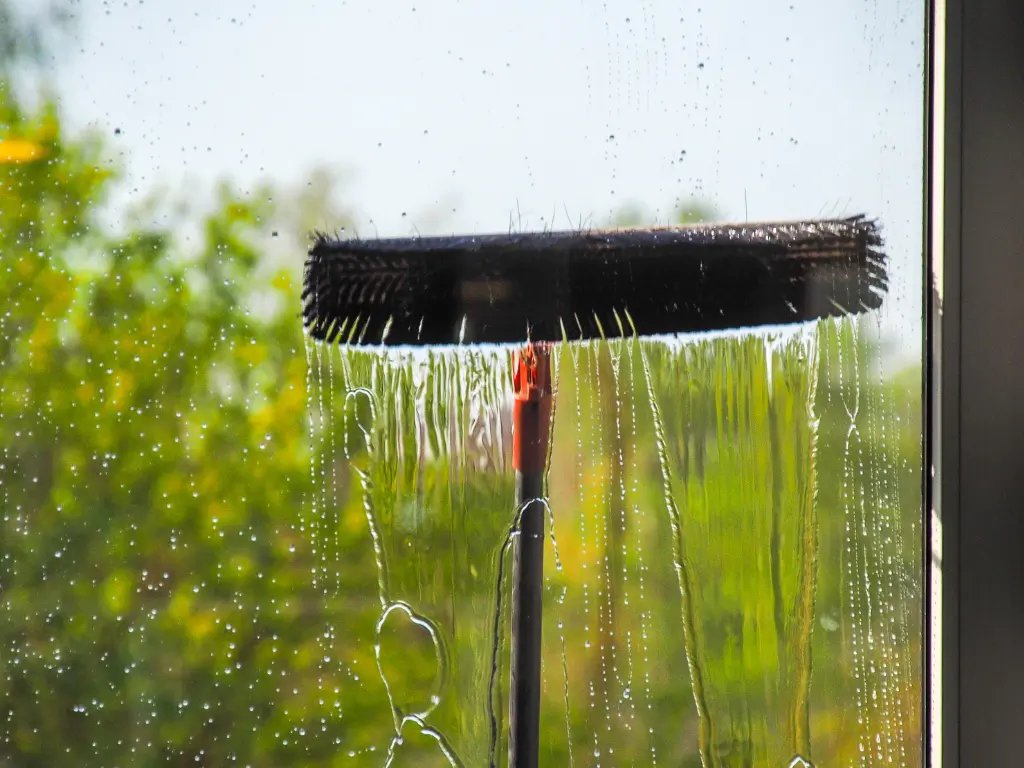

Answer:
[302,216,886,768]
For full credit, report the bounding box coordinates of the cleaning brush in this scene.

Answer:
[302,215,885,347]
[301,214,887,768]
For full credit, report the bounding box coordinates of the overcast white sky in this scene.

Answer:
[18,0,925,350]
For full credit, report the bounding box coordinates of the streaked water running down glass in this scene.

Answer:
[304,320,921,766]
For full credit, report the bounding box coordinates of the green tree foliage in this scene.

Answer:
[0,80,402,765]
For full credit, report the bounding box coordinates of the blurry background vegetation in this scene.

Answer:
[0,3,922,766]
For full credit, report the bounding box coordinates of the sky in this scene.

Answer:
[17,0,925,353]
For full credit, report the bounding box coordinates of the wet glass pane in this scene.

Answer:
[1,1,923,766]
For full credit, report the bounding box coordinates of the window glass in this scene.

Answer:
[1,1,923,765]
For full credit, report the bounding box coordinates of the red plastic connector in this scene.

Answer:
[512,343,554,474]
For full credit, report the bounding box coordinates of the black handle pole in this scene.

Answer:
[507,344,553,768]
[509,470,545,768]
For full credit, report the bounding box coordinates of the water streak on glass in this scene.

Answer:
[302,320,921,766]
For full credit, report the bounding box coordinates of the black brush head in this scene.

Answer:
[302,215,887,346]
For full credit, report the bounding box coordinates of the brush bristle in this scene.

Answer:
[302,215,887,346]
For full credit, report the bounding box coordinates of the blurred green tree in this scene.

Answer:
[0,68,406,763]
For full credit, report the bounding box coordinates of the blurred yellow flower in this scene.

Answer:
[0,138,46,163]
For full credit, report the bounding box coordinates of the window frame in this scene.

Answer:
[929,0,1024,763]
